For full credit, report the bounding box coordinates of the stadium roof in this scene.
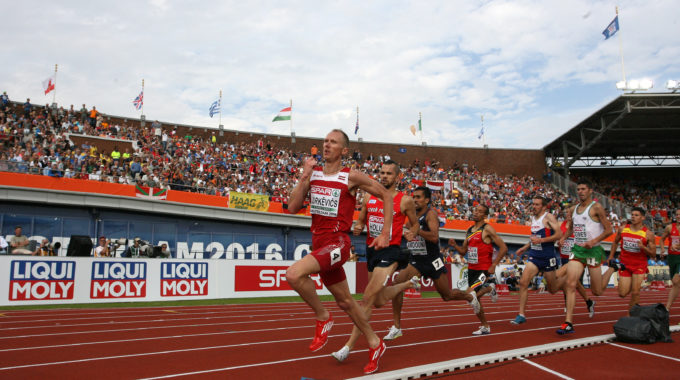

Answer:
[543,93,680,169]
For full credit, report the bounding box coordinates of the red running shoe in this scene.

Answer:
[363,339,387,374]
[309,315,333,352]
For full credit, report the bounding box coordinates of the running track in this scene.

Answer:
[1,289,679,379]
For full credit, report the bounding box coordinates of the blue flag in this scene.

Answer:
[354,118,359,135]
[478,126,484,140]
[602,15,619,40]
[209,99,221,118]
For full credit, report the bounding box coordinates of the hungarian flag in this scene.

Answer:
[135,184,168,200]
[42,76,55,95]
[272,106,291,122]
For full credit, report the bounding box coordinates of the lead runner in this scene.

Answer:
[286,129,392,374]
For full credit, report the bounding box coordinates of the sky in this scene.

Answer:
[1,0,678,150]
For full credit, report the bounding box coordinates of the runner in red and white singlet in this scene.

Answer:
[286,129,392,375]
[661,209,680,311]
[332,160,420,362]
[604,207,656,307]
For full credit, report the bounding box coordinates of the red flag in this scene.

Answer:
[42,76,55,95]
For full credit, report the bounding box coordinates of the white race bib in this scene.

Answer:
[467,247,478,264]
[573,224,587,244]
[407,237,428,256]
[310,185,341,217]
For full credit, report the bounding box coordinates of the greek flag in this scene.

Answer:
[209,99,220,118]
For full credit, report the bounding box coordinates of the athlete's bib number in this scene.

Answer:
[573,224,587,244]
[622,237,641,253]
[530,234,542,251]
[549,257,556,267]
[330,247,342,266]
[467,247,478,264]
[407,237,428,256]
[368,215,384,238]
[586,257,598,266]
[562,238,574,255]
[432,257,444,271]
[310,185,341,217]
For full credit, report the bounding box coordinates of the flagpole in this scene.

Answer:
[289,99,293,134]
[419,112,423,144]
[616,6,626,83]
[356,106,359,138]
[218,89,222,128]
[141,79,145,116]
[482,115,486,146]
[52,64,58,106]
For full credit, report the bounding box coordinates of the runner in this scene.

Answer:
[660,209,680,312]
[602,207,656,307]
[286,129,391,374]
[450,204,508,335]
[510,196,563,324]
[379,186,481,340]
[557,179,613,334]
[331,160,421,363]
[556,209,596,318]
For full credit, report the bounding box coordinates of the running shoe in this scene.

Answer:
[489,282,498,303]
[587,299,596,319]
[383,325,403,341]
[363,339,387,374]
[410,276,421,291]
[331,345,350,362]
[309,314,333,352]
[469,291,481,314]
[510,314,526,325]
[556,322,574,335]
[472,326,491,335]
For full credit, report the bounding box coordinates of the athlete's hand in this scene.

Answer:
[369,233,389,250]
[488,264,497,277]
[673,242,680,251]
[353,222,365,236]
[302,156,317,174]
[516,246,527,256]
[558,237,566,248]
[583,239,596,249]
[404,229,417,241]
[530,235,542,245]
[448,238,458,247]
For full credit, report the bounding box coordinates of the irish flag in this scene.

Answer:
[135,184,168,200]
[272,106,291,122]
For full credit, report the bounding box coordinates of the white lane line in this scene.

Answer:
[0,319,620,373]
[607,342,680,362]
[520,358,574,380]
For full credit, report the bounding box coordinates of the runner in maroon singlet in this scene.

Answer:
[286,129,391,375]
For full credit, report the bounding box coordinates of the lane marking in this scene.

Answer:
[608,342,680,362]
[520,358,574,380]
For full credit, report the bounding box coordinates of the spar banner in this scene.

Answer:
[229,191,269,211]
[234,265,322,292]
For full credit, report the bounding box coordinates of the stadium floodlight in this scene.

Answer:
[616,79,653,92]
[667,80,680,92]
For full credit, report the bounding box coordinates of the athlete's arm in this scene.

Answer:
[515,242,530,256]
[584,203,613,249]
[417,209,439,244]
[401,195,420,241]
[559,207,574,247]
[485,225,508,274]
[642,230,657,258]
[659,225,671,255]
[607,230,622,262]
[541,213,563,243]
[448,237,467,254]
[287,156,316,213]
[353,193,371,236]
[350,169,393,249]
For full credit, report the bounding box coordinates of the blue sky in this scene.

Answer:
[1,0,678,149]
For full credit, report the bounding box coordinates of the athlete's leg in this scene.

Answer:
[565,260,586,324]
[518,262,539,316]
[629,273,645,307]
[587,265,606,297]
[600,265,617,293]
[326,279,381,349]
[434,274,473,302]
[286,254,329,320]
[388,265,419,329]
[617,274,632,298]
[666,274,680,312]
[543,270,563,294]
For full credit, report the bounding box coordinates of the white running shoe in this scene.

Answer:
[469,291,481,314]
[383,325,403,340]
[472,326,491,335]
[331,345,350,362]
[410,276,421,291]
[489,283,498,303]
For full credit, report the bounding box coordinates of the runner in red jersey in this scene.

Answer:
[603,207,656,307]
[660,209,680,311]
[450,204,508,335]
[286,129,392,375]
[331,160,420,363]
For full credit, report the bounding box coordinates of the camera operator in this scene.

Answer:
[37,238,60,256]
[94,236,117,257]
[124,238,143,258]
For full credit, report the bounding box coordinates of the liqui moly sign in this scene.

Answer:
[9,260,76,301]
[90,262,147,299]
[160,262,208,296]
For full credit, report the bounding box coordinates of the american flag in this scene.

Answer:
[133,91,143,110]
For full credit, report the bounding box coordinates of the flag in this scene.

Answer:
[478,126,484,139]
[354,118,359,135]
[42,76,55,95]
[272,106,291,122]
[135,184,168,200]
[209,99,221,118]
[133,91,144,110]
[409,125,416,135]
[602,15,619,39]
[418,117,422,131]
